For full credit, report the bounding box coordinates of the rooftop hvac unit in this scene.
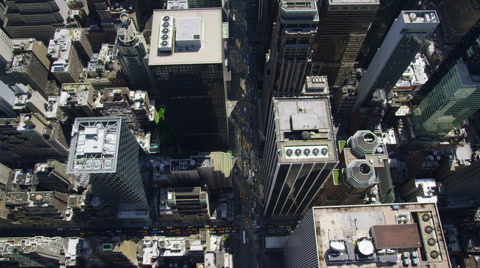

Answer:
[158,16,174,52]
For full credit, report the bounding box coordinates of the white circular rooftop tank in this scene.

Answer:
[330,241,345,251]
[358,239,374,255]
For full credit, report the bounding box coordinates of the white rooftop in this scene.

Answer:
[68,118,121,173]
[149,8,223,66]
[48,29,74,73]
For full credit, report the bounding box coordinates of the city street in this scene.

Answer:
[225,0,272,266]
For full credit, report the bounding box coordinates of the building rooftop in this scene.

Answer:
[8,53,34,72]
[59,83,95,107]
[401,10,439,25]
[329,0,379,5]
[149,8,223,66]
[67,117,123,173]
[371,224,421,249]
[395,54,429,89]
[48,29,75,73]
[274,97,337,163]
[170,156,211,171]
[312,203,450,268]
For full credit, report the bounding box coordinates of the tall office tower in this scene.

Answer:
[67,117,148,207]
[258,96,338,217]
[412,63,480,137]
[6,40,50,97]
[311,0,379,88]
[356,0,421,69]
[116,14,155,90]
[17,113,69,158]
[70,29,93,65]
[47,29,88,84]
[166,186,211,222]
[98,87,155,133]
[312,130,394,206]
[283,203,451,268]
[33,160,75,193]
[149,8,229,151]
[58,83,97,121]
[353,11,439,113]
[443,160,480,200]
[439,0,480,43]
[414,21,480,105]
[257,0,281,53]
[264,0,319,96]
[2,0,69,44]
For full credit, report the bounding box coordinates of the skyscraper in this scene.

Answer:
[258,96,338,217]
[148,8,228,151]
[439,0,480,43]
[264,0,319,96]
[443,160,480,200]
[353,10,439,113]
[412,63,480,136]
[67,117,148,207]
[262,0,319,134]
[412,21,480,137]
[413,20,480,106]
[284,203,451,268]
[310,0,379,87]
[2,0,69,44]
[356,0,421,69]
[116,13,155,90]
[311,130,394,206]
